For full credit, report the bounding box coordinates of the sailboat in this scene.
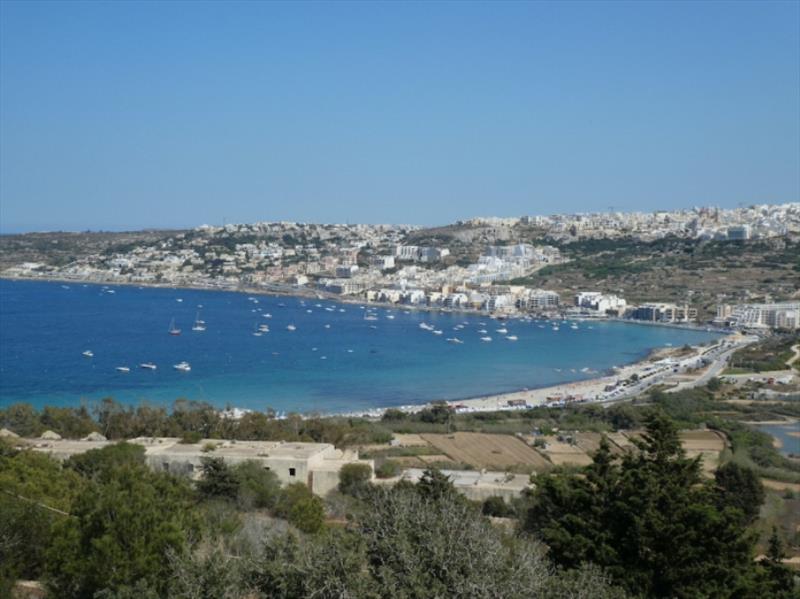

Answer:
[168,318,181,335]
[192,311,206,331]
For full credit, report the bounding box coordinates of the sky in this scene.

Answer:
[0,1,798,232]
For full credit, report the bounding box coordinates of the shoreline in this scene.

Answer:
[0,273,731,333]
[1,275,741,419]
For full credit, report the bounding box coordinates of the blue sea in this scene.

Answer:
[0,279,723,414]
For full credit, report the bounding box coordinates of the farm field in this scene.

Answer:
[420,432,551,471]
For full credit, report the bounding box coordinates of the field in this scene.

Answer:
[420,432,551,471]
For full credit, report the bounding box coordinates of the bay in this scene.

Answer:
[0,279,722,414]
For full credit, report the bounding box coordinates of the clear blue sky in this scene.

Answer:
[1,1,798,232]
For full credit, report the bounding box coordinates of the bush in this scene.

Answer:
[233,460,281,510]
[197,457,239,501]
[482,496,514,518]
[375,460,401,479]
[338,463,373,496]
[289,496,326,534]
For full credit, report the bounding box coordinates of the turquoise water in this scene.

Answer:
[0,279,722,414]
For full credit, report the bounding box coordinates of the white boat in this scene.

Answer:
[432,329,443,335]
[306,309,313,313]
[192,311,206,331]
[480,336,492,342]
[287,324,297,331]
[140,363,157,370]
[173,361,191,372]
[386,315,395,320]
[258,324,270,333]
[571,324,579,330]
[82,350,94,358]
[115,366,130,373]
[168,318,181,336]
[325,307,334,312]
[419,323,434,331]
[506,335,518,341]
[496,328,508,334]
[176,298,182,302]
[364,314,379,321]
[446,338,464,344]
[339,308,345,313]
[324,324,331,329]
[478,329,488,334]
[263,313,272,318]
[552,326,559,331]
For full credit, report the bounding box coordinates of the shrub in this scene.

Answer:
[338,463,373,496]
[375,460,401,479]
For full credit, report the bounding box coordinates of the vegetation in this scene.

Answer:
[523,413,795,597]
[726,334,799,373]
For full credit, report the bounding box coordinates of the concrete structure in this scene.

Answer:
[28,437,372,496]
[574,291,627,314]
[384,468,533,502]
[629,302,697,323]
[719,301,800,330]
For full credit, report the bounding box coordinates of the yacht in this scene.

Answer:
[287,324,297,331]
[432,329,443,335]
[263,313,272,318]
[168,318,181,335]
[419,323,434,331]
[506,335,518,341]
[82,350,94,358]
[192,311,206,331]
[364,313,379,321]
[480,336,492,342]
[258,324,270,333]
[115,366,130,373]
[571,324,579,330]
[139,363,157,370]
[446,338,464,344]
[173,361,191,372]
[478,329,488,334]
[496,328,508,334]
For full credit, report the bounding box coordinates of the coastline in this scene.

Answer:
[1,275,742,419]
[0,273,730,333]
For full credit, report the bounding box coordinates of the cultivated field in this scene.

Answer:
[420,432,551,471]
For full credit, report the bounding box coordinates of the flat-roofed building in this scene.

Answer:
[28,437,372,496]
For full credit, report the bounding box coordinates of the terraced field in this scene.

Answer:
[420,432,551,470]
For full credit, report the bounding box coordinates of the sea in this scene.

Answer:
[0,279,723,415]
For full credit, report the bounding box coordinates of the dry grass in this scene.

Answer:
[420,432,551,471]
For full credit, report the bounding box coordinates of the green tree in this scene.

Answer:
[714,461,765,524]
[525,413,758,597]
[197,457,239,501]
[64,441,145,480]
[45,463,198,598]
[232,460,280,510]
[0,403,42,436]
[338,462,373,497]
[0,448,85,589]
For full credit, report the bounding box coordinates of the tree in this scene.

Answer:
[45,463,199,598]
[0,448,85,590]
[275,482,326,533]
[0,403,42,436]
[525,413,758,598]
[338,462,373,496]
[64,441,145,480]
[714,461,765,524]
[482,495,514,518]
[416,468,458,501]
[233,460,280,510]
[197,457,239,501]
